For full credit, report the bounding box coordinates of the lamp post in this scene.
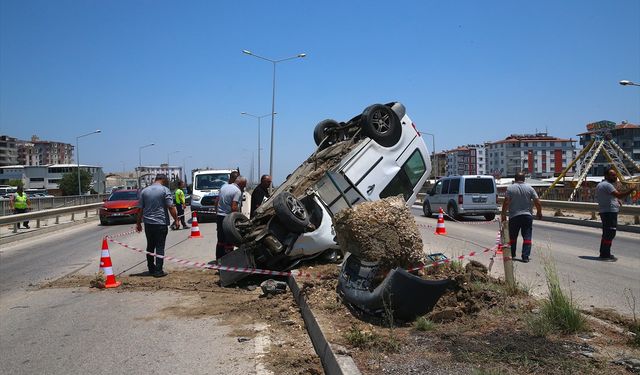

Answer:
[241,111,276,182]
[76,130,101,196]
[166,150,180,181]
[138,143,155,188]
[242,49,306,180]
[422,132,436,178]
[619,80,640,87]
[182,156,192,184]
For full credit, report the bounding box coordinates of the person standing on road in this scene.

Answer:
[215,176,247,262]
[500,172,542,263]
[9,186,31,229]
[172,180,189,230]
[250,174,272,219]
[595,166,634,262]
[136,174,178,277]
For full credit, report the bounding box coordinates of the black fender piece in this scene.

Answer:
[337,255,451,321]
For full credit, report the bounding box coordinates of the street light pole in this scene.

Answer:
[242,50,306,180]
[182,156,192,184]
[241,111,276,182]
[138,143,155,188]
[619,80,640,87]
[76,130,101,196]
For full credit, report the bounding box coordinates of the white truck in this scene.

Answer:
[190,169,237,219]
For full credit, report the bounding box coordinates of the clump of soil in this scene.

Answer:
[333,196,424,269]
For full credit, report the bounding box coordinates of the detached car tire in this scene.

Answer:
[222,212,250,245]
[360,104,401,147]
[274,192,310,233]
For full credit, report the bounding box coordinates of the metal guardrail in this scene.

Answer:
[0,194,109,217]
[0,203,103,233]
[416,193,640,215]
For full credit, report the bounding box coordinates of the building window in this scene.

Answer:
[30,178,45,182]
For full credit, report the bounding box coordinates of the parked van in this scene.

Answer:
[423,175,498,220]
[190,169,236,218]
[220,102,431,284]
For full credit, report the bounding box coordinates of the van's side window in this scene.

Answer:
[380,150,427,200]
[449,178,460,194]
[434,181,442,194]
[442,179,450,194]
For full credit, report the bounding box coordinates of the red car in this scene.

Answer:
[99,189,140,225]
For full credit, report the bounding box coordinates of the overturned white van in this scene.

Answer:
[220,102,431,284]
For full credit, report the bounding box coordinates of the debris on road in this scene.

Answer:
[260,279,288,296]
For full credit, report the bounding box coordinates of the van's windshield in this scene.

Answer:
[465,179,494,194]
[194,174,229,190]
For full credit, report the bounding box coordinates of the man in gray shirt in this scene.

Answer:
[500,172,542,263]
[136,174,178,277]
[215,176,247,261]
[595,166,634,262]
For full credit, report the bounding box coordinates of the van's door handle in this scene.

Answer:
[367,184,375,195]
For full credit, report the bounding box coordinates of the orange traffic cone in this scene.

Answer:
[99,238,121,288]
[190,211,203,238]
[435,208,447,235]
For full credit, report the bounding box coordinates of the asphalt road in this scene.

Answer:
[412,208,640,316]
[0,218,265,375]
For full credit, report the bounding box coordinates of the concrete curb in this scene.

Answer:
[287,275,361,375]
[0,216,98,246]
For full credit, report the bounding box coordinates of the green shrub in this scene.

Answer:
[414,316,436,332]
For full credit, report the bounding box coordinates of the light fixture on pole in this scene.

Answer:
[76,130,101,196]
[242,49,306,181]
[619,80,640,87]
[138,143,155,187]
[241,111,276,182]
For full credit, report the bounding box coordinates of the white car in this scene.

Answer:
[221,102,431,284]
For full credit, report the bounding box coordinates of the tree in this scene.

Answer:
[58,170,92,196]
[7,179,23,187]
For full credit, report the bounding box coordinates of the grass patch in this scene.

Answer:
[631,322,640,348]
[414,316,436,332]
[343,324,401,352]
[529,257,586,335]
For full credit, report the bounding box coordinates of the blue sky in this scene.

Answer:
[1,0,639,184]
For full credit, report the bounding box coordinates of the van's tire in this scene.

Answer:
[484,213,496,221]
[422,200,433,217]
[314,119,340,147]
[222,212,250,245]
[274,192,309,233]
[447,204,459,220]
[100,217,108,225]
[360,104,402,147]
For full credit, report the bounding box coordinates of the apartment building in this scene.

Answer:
[18,136,74,165]
[577,120,640,176]
[0,135,19,166]
[445,144,486,176]
[486,133,576,178]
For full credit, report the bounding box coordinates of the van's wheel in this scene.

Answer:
[422,200,433,217]
[360,104,402,147]
[484,213,496,221]
[274,192,310,233]
[447,204,459,220]
[314,119,340,148]
[222,212,250,245]
[100,217,108,225]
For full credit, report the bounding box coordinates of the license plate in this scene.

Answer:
[472,197,487,203]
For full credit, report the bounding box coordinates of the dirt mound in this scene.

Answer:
[425,260,501,322]
[333,195,424,269]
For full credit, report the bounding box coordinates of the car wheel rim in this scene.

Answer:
[285,196,307,220]
[371,109,391,134]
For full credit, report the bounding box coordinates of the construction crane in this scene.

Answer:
[542,121,640,201]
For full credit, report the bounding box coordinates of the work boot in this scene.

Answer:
[153,270,168,278]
